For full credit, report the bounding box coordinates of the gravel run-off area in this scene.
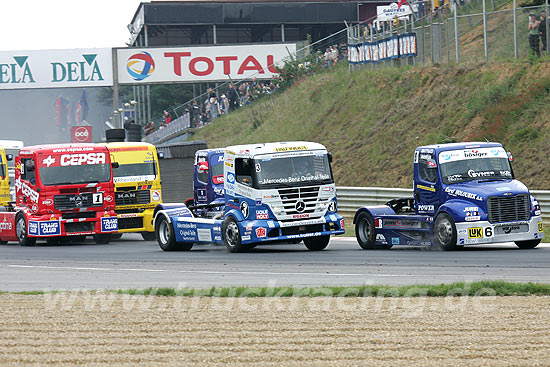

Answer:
[0,294,549,366]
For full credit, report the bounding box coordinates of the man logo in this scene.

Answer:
[127,52,155,81]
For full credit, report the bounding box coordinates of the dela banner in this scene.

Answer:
[117,43,296,84]
[0,48,113,90]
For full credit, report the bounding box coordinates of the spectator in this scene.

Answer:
[220,94,229,114]
[227,83,240,111]
[144,121,156,135]
[208,96,219,120]
[529,13,541,57]
[539,10,548,52]
[200,112,209,126]
[324,47,331,68]
[162,110,172,124]
[190,100,200,127]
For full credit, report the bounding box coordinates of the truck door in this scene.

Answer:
[414,150,440,215]
[194,155,209,205]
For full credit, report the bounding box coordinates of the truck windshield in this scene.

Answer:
[210,154,224,179]
[114,163,156,182]
[253,152,333,189]
[40,164,112,186]
[439,148,513,184]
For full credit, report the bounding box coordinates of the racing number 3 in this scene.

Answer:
[92,193,103,205]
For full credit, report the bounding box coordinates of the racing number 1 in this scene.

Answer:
[92,193,103,205]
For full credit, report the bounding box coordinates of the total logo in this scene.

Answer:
[127,52,155,81]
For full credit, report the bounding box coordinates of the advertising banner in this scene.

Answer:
[0,48,113,90]
[71,126,92,143]
[376,3,417,22]
[117,43,296,84]
[348,33,417,64]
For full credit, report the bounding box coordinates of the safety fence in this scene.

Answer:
[144,113,192,144]
[336,186,550,224]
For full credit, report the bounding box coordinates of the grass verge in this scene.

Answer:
[108,281,550,298]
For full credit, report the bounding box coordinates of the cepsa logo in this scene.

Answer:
[60,153,106,166]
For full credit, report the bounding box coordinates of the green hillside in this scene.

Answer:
[193,61,550,189]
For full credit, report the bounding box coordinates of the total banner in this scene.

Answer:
[117,43,296,84]
[348,33,417,64]
[0,48,113,90]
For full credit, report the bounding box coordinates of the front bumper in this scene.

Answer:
[116,208,155,233]
[238,213,345,244]
[27,212,118,237]
[455,216,544,245]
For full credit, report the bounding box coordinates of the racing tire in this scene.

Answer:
[303,235,330,251]
[515,239,541,249]
[141,231,156,241]
[432,213,459,251]
[125,123,142,131]
[355,211,393,250]
[222,216,246,253]
[155,216,193,251]
[16,215,36,247]
[93,234,112,245]
[105,128,126,142]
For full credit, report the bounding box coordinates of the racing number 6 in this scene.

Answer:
[485,227,493,237]
[92,193,103,205]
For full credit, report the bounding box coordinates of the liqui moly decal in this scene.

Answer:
[117,43,297,84]
[15,177,39,203]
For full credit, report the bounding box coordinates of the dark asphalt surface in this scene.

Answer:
[1,234,549,291]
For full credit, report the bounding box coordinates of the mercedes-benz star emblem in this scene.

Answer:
[295,201,306,213]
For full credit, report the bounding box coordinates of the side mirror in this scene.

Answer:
[327,152,333,163]
[158,151,165,159]
[198,161,209,173]
[25,160,35,172]
[6,154,13,161]
[507,152,514,162]
[112,162,120,169]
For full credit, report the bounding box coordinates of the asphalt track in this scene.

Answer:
[1,234,550,291]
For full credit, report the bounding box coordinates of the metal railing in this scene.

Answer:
[336,186,550,223]
[144,113,192,144]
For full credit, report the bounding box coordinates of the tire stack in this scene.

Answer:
[125,122,142,142]
[105,128,126,143]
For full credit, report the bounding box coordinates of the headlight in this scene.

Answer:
[273,205,283,214]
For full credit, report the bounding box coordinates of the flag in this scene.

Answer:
[77,89,89,122]
[397,0,408,9]
[55,97,70,129]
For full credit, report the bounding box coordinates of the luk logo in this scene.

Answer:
[51,54,104,83]
[0,56,35,84]
[127,52,155,81]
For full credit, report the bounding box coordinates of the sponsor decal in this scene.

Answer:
[227,172,235,184]
[459,238,465,245]
[465,216,481,221]
[39,221,60,236]
[0,220,13,231]
[392,237,400,245]
[539,222,544,233]
[292,213,310,219]
[100,217,118,232]
[255,163,261,172]
[197,228,212,242]
[375,218,382,229]
[245,224,253,231]
[240,201,249,218]
[322,186,335,192]
[31,204,38,213]
[15,178,39,203]
[468,227,483,239]
[42,155,56,167]
[60,153,106,166]
[119,213,138,218]
[464,149,487,159]
[274,146,308,152]
[420,148,435,154]
[176,222,197,229]
[241,235,251,241]
[257,173,330,186]
[384,219,422,229]
[445,187,482,201]
[414,151,419,163]
[417,184,435,192]
[329,214,337,222]
[417,204,435,213]
[71,126,92,143]
[255,198,262,205]
[127,51,155,81]
[534,233,539,239]
[255,227,267,238]
[256,209,269,220]
[376,233,387,244]
[104,194,113,203]
[28,221,39,236]
[267,220,275,228]
[495,186,512,192]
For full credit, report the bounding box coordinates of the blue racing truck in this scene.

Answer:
[354,142,544,250]
[190,148,225,208]
[154,142,345,252]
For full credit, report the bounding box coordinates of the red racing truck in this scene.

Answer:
[0,144,118,246]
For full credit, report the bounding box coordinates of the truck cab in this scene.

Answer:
[0,148,14,206]
[0,144,118,246]
[354,142,544,250]
[0,140,24,201]
[153,141,345,252]
[193,148,225,206]
[104,142,162,241]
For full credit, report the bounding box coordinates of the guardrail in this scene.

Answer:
[336,186,550,223]
[144,113,192,144]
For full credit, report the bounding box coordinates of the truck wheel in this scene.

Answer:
[355,212,392,249]
[156,216,193,251]
[141,231,156,241]
[433,213,459,251]
[222,216,246,253]
[515,239,541,249]
[16,215,36,247]
[93,234,112,244]
[303,235,330,251]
